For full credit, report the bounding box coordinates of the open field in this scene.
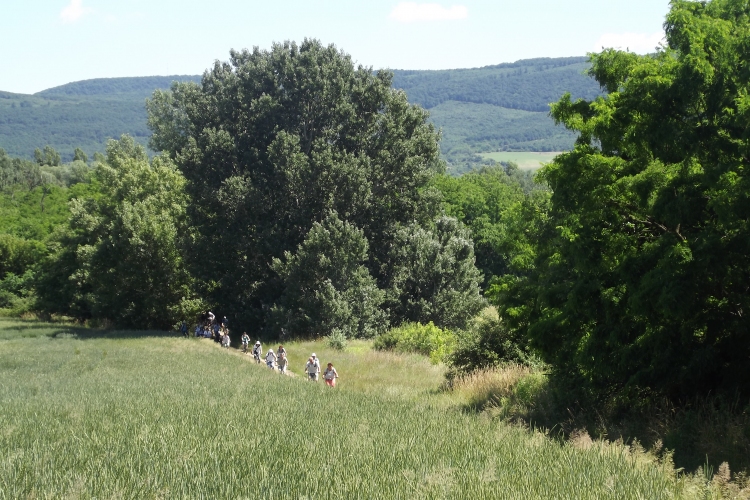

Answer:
[478,151,561,170]
[0,319,721,499]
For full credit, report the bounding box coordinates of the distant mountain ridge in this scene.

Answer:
[0,57,601,173]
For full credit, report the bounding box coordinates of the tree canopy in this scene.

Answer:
[499,0,750,402]
[147,39,481,335]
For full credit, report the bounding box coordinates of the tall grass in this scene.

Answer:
[0,319,735,498]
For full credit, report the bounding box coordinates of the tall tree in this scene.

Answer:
[37,136,198,328]
[146,39,446,330]
[505,0,750,402]
[271,212,386,339]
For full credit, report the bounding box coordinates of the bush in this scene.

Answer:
[448,307,535,376]
[326,329,348,350]
[374,322,455,364]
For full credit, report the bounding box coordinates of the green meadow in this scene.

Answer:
[0,319,725,499]
[478,151,560,170]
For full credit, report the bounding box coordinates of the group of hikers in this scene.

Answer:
[181,311,340,387]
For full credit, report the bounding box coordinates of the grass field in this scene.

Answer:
[478,151,561,170]
[0,319,725,499]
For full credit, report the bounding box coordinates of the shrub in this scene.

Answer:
[448,307,535,376]
[326,329,348,350]
[374,322,455,364]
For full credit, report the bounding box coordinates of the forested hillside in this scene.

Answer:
[0,59,601,173]
[0,76,200,163]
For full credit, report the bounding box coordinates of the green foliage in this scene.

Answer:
[374,321,455,364]
[34,145,61,166]
[0,270,35,312]
[271,212,386,339]
[36,136,197,328]
[502,0,750,404]
[147,39,450,333]
[0,234,45,278]
[326,329,348,350]
[385,216,485,330]
[432,165,549,287]
[448,308,535,374]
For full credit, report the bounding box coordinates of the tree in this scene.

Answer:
[386,216,484,330]
[146,39,446,330]
[73,148,88,163]
[34,146,61,166]
[271,212,386,339]
[37,136,199,328]
[506,0,750,402]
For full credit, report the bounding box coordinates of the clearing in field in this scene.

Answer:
[0,319,719,499]
[478,151,560,170]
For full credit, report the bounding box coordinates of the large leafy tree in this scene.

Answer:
[506,0,750,402]
[146,40,445,330]
[271,212,386,339]
[386,216,484,330]
[37,136,199,328]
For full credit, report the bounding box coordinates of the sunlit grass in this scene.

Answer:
[0,319,726,498]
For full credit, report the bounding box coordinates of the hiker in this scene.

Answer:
[252,341,262,363]
[241,332,250,353]
[305,355,320,381]
[265,349,277,369]
[222,330,230,348]
[278,352,288,374]
[213,323,221,342]
[207,311,215,324]
[277,345,286,359]
[323,363,339,387]
[221,316,228,328]
[311,353,321,380]
[180,321,188,337]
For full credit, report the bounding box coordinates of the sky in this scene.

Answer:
[1,0,671,95]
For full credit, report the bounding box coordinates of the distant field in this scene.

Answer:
[479,151,561,170]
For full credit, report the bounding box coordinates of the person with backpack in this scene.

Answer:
[180,321,188,337]
[222,329,231,348]
[265,349,277,369]
[323,363,339,387]
[252,341,262,363]
[277,352,288,374]
[305,354,320,381]
[241,332,250,353]
[277,345,286,359]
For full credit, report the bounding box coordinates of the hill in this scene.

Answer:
[0,58,602,173]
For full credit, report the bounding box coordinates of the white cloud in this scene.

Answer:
[60,0,91,24]
[390,3,468,23]
[593,32,665,54]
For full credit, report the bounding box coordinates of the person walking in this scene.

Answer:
[305,354,320,381]
[323,363,339,387]
[278,352,288,374]
[222,329,231,348]
[277,345,286,359]
[252,341,262,363]
[265,349,277,369]
[241,332,250,353]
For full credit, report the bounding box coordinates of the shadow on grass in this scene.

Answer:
[0,317,179,341]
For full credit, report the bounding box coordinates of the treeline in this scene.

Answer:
[392,56,601,112]
[0,58,600,173]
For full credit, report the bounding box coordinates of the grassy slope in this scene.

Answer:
[0,319,709,499]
